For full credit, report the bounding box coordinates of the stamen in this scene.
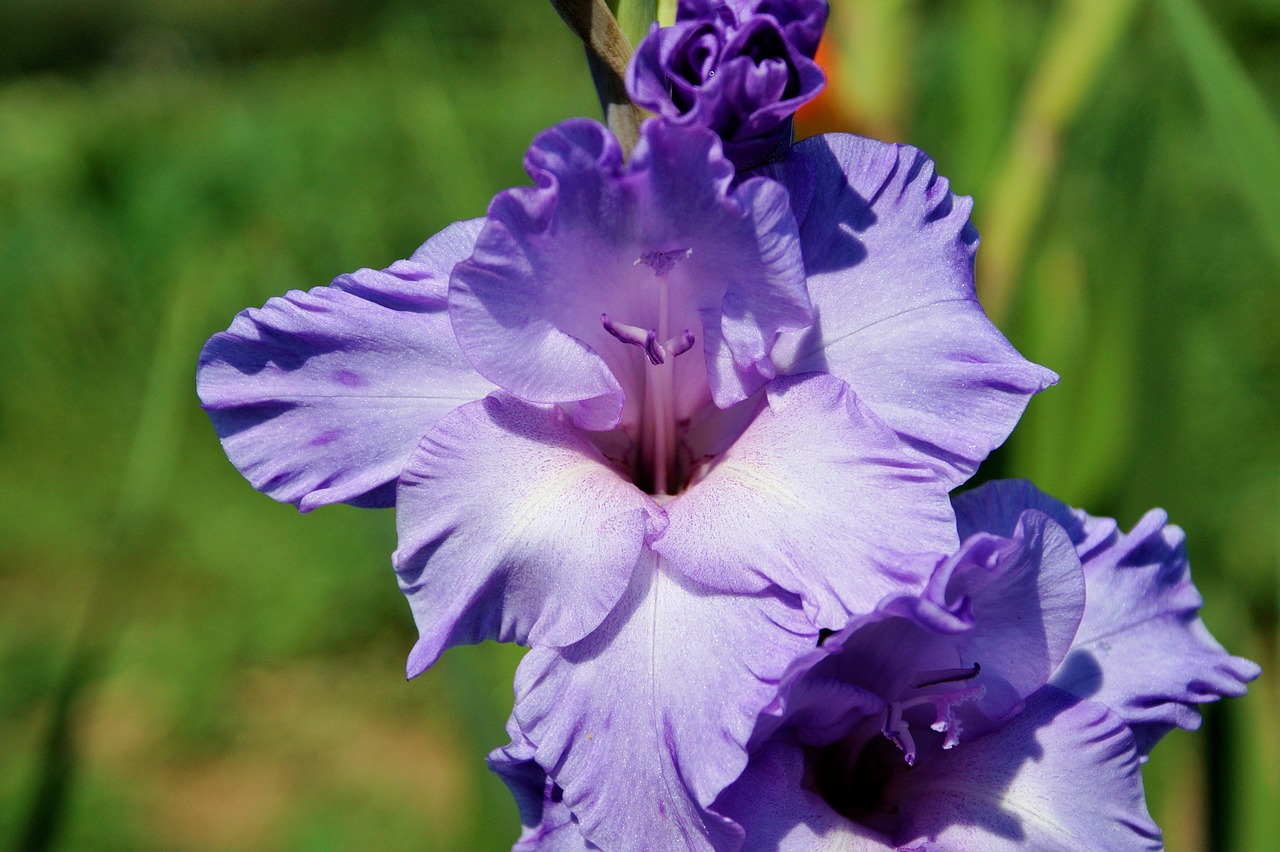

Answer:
[602,315,697,367]
[882,663,985,765]
[665,330,696,359]
[601,261,695,495]
[885,701,916,767]
[883,703,918,766]
[602,314,648,346]
[642,331,665,366]
[602,313,662,364]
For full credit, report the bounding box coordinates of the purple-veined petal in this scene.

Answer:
[655,372,957,629]
[887,687,1162,851]
[394,394,664,676]
[197,220,494,511]
[714,742,894,852]
[448,118,811,431]
[756,135,1057,487]
[1049,508,1262,752]
[513,552,816,852]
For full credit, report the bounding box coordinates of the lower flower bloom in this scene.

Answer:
[703,480,1259,850]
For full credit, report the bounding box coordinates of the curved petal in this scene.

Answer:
[394,394,664,676]
[956,481,1262,753]
[655,372,957,629]
[448,118,811,431]
[488,727,598,851]
[918,510,1085,722]
[954,478,1118,563]
[778,511,1082,755]
[628,1,827,170]
[886,688,1162,851]
[747,0,828,57]
[513,553,816,852]
[1050,508,1262,752]
[714,742,894,852]
[197,220,494,511]
[756,135,1057,486]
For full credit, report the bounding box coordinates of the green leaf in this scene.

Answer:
[1160,0,1280,270]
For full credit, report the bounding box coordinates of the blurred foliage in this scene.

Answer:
[0,0,1277,849]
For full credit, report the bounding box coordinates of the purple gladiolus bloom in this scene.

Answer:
[198,114,1053,849]
[628,0,829,170]
[697,480,1260,850]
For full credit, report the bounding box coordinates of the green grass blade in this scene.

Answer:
[1160,0,1280,270]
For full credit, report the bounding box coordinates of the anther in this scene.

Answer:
[882,663,985,764]
[909,663,981,690]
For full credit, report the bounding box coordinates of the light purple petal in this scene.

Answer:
[197,220,493,511]
[655,372,957,629]
[714,742,894,852]
[513,553,816,852]
[1049,508,1262,751]
[954,478,1119,563]
[394,394,664,676]
[488,728,598,851]
[756,135,1057,486]
[448,118,811,431]
[957,480,1262,752]
[888,688,1162,851]
[918,510,1085,721]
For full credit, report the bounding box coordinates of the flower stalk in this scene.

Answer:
[609,0,656,51]
[548,0,648,153]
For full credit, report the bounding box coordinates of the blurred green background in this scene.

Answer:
[0,0,1275,849]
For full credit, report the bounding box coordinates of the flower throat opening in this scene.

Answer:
[807,662,983,831]
[600,309,696,497]
[601,249,697,496]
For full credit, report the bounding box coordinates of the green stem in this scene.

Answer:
[549,0,648,153]
[611,0,657,51]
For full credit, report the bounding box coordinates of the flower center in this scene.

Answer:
[883,663,982,766]
[600,316,695,367]
[600,248,698,496]
[808,662,983,831]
